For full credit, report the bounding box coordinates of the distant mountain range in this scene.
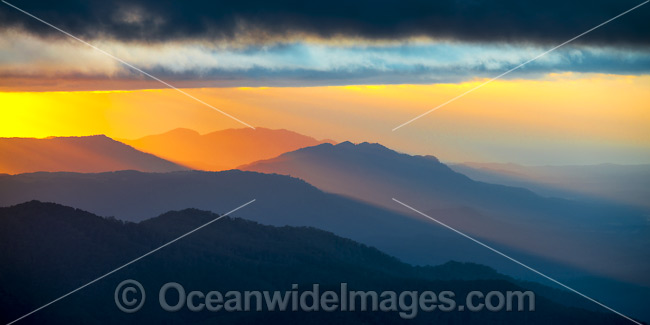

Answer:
[2,169,650,323]
[450,162,650,211]
[241,141,565,214]
[122,127,334,171]
[1,132,649,321]
[241,141,650,285]
[0,169,518,275]
[0,201,635,324]
[0,128,333,174]
[0,135,187,174]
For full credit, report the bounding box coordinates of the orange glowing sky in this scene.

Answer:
[1,72,649,164]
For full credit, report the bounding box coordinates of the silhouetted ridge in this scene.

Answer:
[2,169,649,322]
[0,135,187,174]
[241,139,650,298]
[0,201,636,324]
[123,127,333,171]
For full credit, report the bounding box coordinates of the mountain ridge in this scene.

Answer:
[0,135,187,174]
[122,127,335,171]
[240,141,650,287]
[0,200,636,324]
[0,169,607,282]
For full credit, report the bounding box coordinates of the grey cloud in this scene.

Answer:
[0,0,648,46]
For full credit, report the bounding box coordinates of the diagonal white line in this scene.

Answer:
[391,198,642,325]
[392,0,649,131]
[5,199,256,325]
[1,0,255,130]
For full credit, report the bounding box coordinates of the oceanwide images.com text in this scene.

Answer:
[115,280,536,319]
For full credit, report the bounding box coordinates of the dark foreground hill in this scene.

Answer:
[0,169,576,280]
[1,170,649,321]
[0,201,636,324]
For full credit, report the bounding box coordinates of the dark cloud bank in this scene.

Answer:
[1,0,648,46]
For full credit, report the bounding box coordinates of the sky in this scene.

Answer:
[1,0,649,164]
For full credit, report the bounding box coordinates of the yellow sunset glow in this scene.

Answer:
[2,73,649,163]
